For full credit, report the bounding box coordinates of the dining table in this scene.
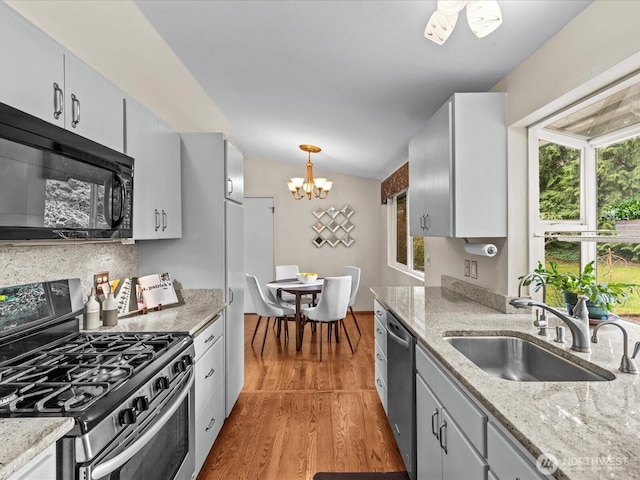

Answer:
[265,277,323,351]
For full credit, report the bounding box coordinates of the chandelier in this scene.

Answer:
[287,144,333,200]
[424,0,503,45]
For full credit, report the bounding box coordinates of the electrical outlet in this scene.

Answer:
[464,259,470,277]
[94,271,110,294]
[470,261,478,279]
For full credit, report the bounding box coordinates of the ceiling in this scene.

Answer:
[134,0,592,181]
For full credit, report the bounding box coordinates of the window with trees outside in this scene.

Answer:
[388,191,424,279]
[529,74,640,322]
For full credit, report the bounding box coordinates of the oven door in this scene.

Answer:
[83,375,195,480]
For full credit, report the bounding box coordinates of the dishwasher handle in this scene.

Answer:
[387,319,411,349]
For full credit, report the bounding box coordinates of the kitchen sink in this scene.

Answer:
[444,334,614,382]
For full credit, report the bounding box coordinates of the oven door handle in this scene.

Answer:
[90,373,194,480]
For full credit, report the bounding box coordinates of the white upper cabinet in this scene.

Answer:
[64,53,124,152]
[409,92,507,238]
[0,4,124,152]
[225,140,244,204]
[125,97,182,240]
[0,4,65,127]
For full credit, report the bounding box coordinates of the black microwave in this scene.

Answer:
[0,102,133,241]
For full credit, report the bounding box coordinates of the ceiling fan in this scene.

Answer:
[424,0,503,45]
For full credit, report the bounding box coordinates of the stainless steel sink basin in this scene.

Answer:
[444,334,614,382]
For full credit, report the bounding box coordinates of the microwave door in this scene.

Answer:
[103,174,125,229]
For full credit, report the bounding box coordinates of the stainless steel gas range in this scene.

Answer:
[0,278,195,480]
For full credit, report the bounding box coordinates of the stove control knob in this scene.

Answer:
[156,376,170,391]
[174,359,187,374]
[134,395,150,412]
[182,354,193,366]
[119,407,137,425]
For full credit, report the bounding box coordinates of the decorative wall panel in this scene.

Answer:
[311,205,355,248]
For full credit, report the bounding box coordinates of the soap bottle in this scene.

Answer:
[83,288,101,330]
[102,291,119,327]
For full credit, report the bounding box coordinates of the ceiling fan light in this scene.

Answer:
[437,0,468,17]
[466,0,502,38]
[424,9,459,45]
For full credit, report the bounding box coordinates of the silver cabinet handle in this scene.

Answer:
[376,378,383,387]
[376,327,383,334]
[204,334,215,344]
[439,419,447,454]
[71,93,81,127]
[53,82,63,119]
[204,367,215,379]
[376,353,383,361]
[205,417,216,431]
[424,214,430,231]
[431,410,439,438]
[154,209,160,231]
[227,177,233,195]
[229,288,234,303]
[419,214,425,230]
[161,210,167,231]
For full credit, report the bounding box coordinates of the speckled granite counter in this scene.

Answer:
[0,289,224,480]
[372,286,640,480]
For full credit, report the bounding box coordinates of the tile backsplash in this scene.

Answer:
[0,243,138,295]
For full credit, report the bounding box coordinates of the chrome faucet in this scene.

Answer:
[509,298,591,353]
[591,322,639,374]
[517,272,548,334]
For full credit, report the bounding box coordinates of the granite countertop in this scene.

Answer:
[372,286,640,480]
[0,289,225,480]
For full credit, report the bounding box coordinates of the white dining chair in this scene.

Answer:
[245,274,295,355]
[301,276,353,361]
[344,266,361,336]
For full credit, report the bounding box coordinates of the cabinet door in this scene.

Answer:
[423,99,452,237]
[408,125,428,236]
[487,422,547,480]
[416,374,443,480]
[441,409,488,480]
[64,53,124,152]
[157,119,182,238]
[0,4,65,127]
[225,200,244,416]
[126,98,160,239]
[225,140,244,204]
[195,377,225,475]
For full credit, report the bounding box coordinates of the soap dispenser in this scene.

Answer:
[83,288,101,330]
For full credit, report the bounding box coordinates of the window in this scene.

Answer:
[388,191,424,278]
[529,74,640,319]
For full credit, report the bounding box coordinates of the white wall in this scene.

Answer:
[244,156,384,311]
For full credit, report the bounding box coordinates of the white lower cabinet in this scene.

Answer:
[8,443,55,480]
[415,343,548,480]
[416,344,488,480]
[487,422,548,480]
[194,314,225,475]
[373,300,388,413]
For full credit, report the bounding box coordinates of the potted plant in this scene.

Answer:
[520,261,639,319]
[602,195,640,236]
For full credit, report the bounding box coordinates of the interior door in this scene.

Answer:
[243,197,275,312]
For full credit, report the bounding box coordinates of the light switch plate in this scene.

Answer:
[464,260,470,277]
[470,261,478,279]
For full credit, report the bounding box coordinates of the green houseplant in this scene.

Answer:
[520,261,639,319]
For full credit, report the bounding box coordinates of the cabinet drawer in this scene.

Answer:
[194,313,224,360]
[195,337,224,414]
[416,344,487,456]
[195,379,225,474]
[375,364,388,415]
[487,422,546,480]
[374,315,387,355]
[375,340,387,386]
[8,443,56,480]
[374,299,387,324]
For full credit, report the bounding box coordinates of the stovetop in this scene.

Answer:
[0,331,189,416]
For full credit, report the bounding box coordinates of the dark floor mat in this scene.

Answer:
[313,473,409,480]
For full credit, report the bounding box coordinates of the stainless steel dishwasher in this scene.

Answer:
[387,310,416,480]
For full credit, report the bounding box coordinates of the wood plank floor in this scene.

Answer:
[197,313,405,480]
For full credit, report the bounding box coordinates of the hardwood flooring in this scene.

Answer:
[197,313,405,480]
